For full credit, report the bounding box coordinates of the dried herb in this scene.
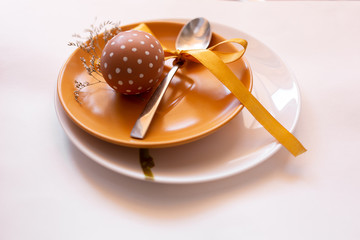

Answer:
[68,19,122,103]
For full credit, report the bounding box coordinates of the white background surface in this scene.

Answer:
[1,0,360,239]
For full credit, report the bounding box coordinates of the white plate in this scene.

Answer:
[55,20,301,184]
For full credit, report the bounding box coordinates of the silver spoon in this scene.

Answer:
[130,17,212,139]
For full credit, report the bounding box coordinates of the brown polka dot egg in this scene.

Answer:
[100,30,165,95]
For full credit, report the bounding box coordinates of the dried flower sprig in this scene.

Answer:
[74,80,90,103]
[68,19,122,57]
[68,19,122,103]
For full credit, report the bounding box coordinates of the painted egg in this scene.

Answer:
[100,30,165,95]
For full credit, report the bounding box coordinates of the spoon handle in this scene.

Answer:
[130,63,181,139]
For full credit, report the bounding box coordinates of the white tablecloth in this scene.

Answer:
[1,0,360,239]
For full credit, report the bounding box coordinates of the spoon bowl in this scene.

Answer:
[176,18,211,50]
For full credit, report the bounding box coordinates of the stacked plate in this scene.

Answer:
[55,19,301,184]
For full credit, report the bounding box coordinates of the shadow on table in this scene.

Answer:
[68,139,302,220]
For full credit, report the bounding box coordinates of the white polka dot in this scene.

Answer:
[128,80,134,85]
[104,62,108,69]
[158,68,161,73]
[119,35,124,38]
[123,56,128,62]
[118,80,123,85]
[145,51,150,55]
[127,68,132,74]
[113,85,118,89]
[126,90,131,93]
[132,48,137,52]
[139,73,144,78]
[115,68,121,74]
[110,52,114,57]
[146,87,152,91]
[108,74,112,80]
[155,55,158,60]
[149,63,153,68]
[145,35,150,39]
[140,41,145,45]
[128,39,133,42]
[138,86,143,90]
[120,45,126,49]
[149,79,153,83]
[111,41,115,45]
[155,40,159,45]
[158,49,161,53]
[150,44,154,48]
[137,59,142,64]
[133,33,138,36]
[103,51,106,56]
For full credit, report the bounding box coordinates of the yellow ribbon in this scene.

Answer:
[134,23,306,156]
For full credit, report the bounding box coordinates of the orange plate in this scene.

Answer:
[57,21,253,148]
